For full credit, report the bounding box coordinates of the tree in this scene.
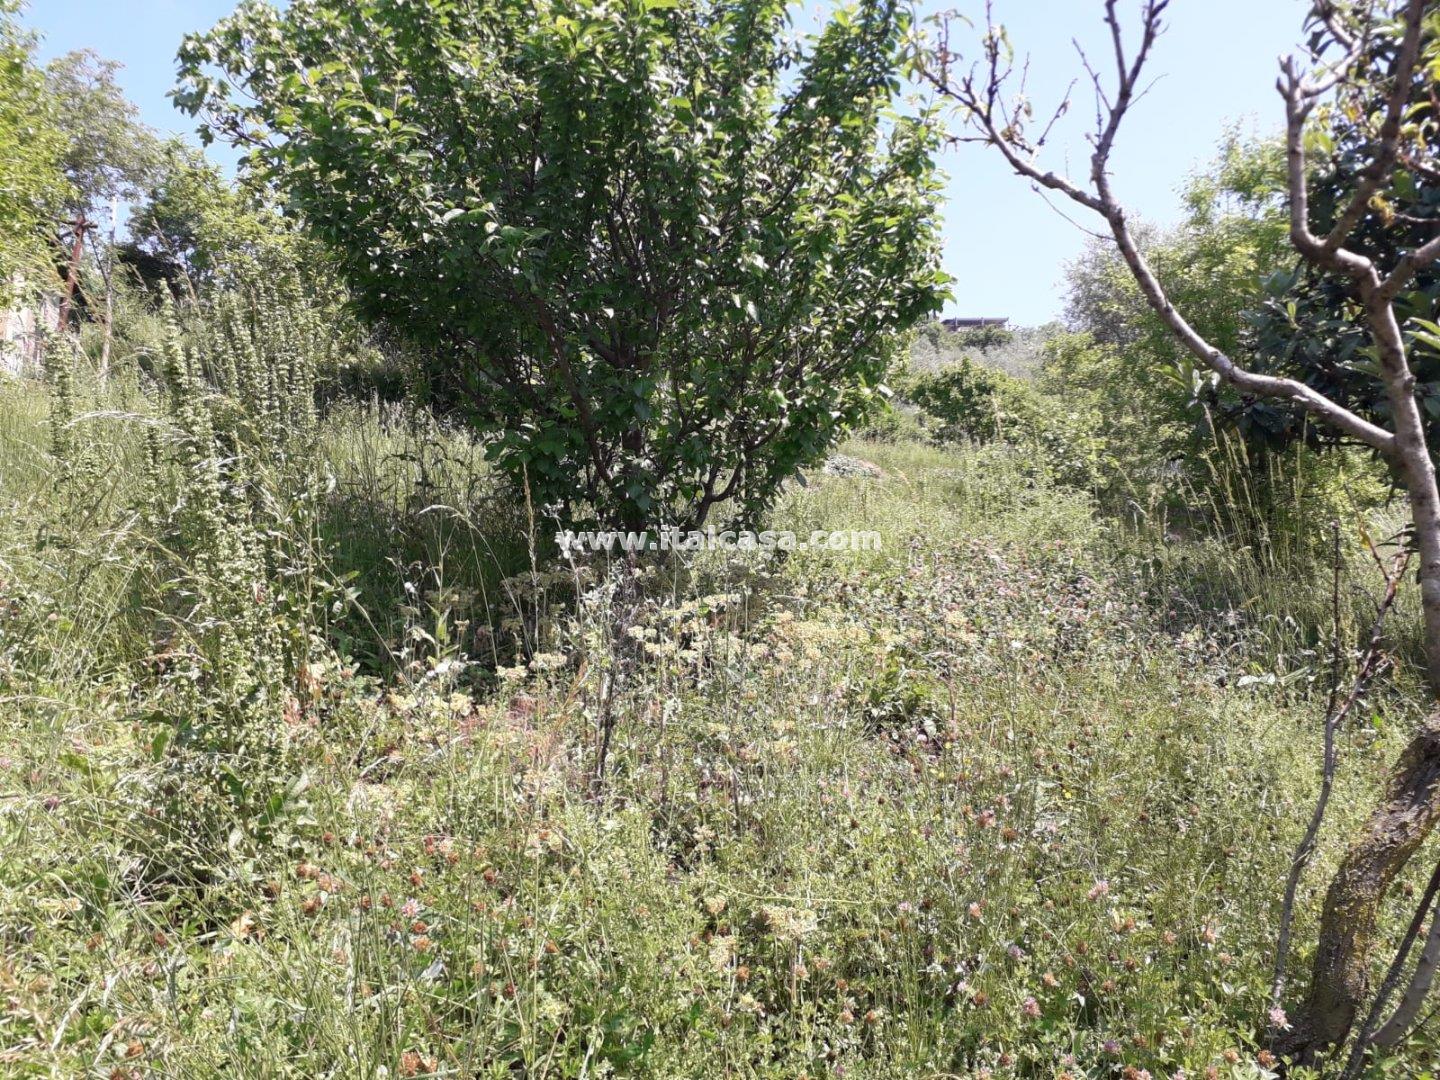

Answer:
[918,0,1440,1066]
[119,141,226,299]
[1245,26,1440,461]
[1053,136,1369,533]
[175,0,948,529]
[1059,137,1296,495]
[0,0,65,301]
[44,49,158,331]
[123,140,327,298]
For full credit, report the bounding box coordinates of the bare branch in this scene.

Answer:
[1380,229,1440,301]
[1034,78,1077,148]
[1344,857,1440,1077]
[914,1,1401,457]
[1091,0,1167,171]
[1072,39,1110,126]
[1373,901,1440,1048]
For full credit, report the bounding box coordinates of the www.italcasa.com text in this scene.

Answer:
[555,527,882,555]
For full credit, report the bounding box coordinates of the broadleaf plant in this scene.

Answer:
[176,0,949,528]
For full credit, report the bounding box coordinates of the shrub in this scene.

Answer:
[908,358,1107,490]
[909,320,1059,378]
[1037,329,1386,566]
[910,357,1028,444]
[176,0,949,529]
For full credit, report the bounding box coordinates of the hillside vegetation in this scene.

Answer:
[0,351,1433,1077]
[4,0,1440,1075]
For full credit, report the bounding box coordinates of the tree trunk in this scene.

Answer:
[1284,293,1440,1060]
[98,198,117,378]
[55,215,89,334]
[1281,711,1440,1058]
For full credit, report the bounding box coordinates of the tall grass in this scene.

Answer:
[1103,428,1423,695]
[0,341,1437,1076]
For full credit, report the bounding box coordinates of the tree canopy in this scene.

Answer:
[0,0,65,296]
[123,141,325,296]
[176,0,948,527]
[44,49,159,223]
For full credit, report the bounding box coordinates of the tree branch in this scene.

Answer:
[1373,896,1440,1048]
[1314,0,1427,254]
[914,1,1398,457]
[1380,229,1440,300]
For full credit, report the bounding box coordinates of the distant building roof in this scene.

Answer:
[941,317,1009,330]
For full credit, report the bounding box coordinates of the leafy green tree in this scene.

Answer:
[44,49,160,329]
[0,0,65,298]
[176,0,948,528]
[44,50,159,221]
[123,141,323,296]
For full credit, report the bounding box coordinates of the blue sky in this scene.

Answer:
[23,0,1309,325]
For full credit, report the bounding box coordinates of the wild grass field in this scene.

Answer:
[1,348,1435,1079]
[3,0,1440,1072]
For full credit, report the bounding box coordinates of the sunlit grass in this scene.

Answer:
[0,376,1435,1077]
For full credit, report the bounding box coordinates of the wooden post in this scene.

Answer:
[55,214,90,334]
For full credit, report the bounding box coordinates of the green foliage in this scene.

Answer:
[3,6,1436,1074]
[1055,131,1391,556]
[144,282,330,721]
[29,280,346,882]
[43,48,160,221]
[908,356,1108,490]
[852,393,924,443]
[176,0,948,528]
[1063,130,1290,426]
[0,0,66,295]
[910,319,1057,378]
[1037,326,1384,570]
[1244,10,1440,454]
[1034,330,1185,499]
[910,357,1032,444]
[124,141,321,294]
[114,142,394,395]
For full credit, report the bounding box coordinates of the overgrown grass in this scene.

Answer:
[0,367,1436,1078]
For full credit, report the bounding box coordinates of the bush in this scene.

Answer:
[1037,330,1387,566]
[907,358,1108,490]
[177,0,948,529]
